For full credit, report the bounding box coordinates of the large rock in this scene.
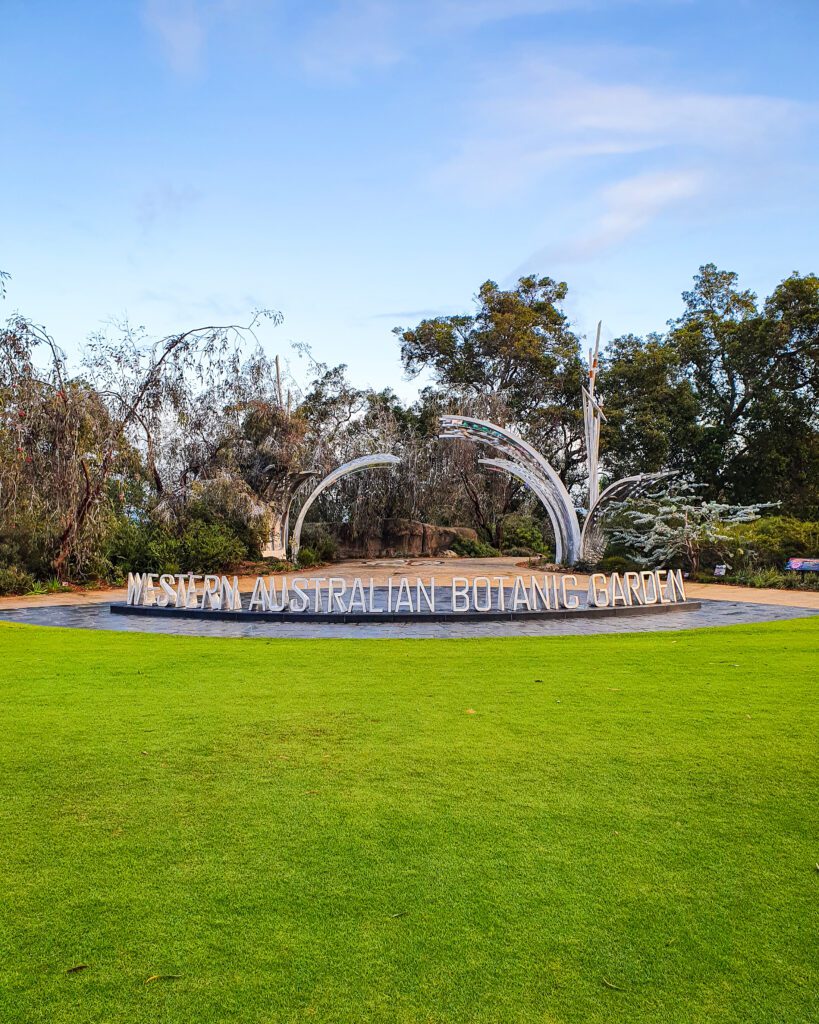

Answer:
[316,519,478,558]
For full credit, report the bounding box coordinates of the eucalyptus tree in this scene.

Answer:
[0,315,132,577]
[52,310,281,576]
[601,265,819,516]
[395,275,586,487]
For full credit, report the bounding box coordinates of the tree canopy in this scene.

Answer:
[1,261,817,586]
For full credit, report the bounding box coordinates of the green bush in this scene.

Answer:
[500,514,549,555]
[503,545,554,559]
[727,516,819,569]
[597,554,640,574]
[301,525,339,563]
[0,566,36,596]
[725,567,819,591]
[296,546,320,569]
[451,536,500,558]
[0,517,55,580]
[27,577,68,595]
[106,515,247,578]
[181,520,246,574]
[263,559,294,573]
[106,518,182,578]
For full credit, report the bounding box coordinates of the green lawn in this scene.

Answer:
[1,619,817,1024]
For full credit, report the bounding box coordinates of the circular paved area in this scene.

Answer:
[0,598,815,638]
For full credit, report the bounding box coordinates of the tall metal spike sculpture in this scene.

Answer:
[289,453,400,561]
[581,321,606,509]
[438,323,671,565]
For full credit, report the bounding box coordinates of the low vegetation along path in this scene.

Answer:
[1,618,817,1023]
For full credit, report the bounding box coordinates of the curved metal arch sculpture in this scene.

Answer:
[479,458,567,564]
[281,470,319,555]
[439,415,581,564]
[579,471,674,563]
[289,453,401,560]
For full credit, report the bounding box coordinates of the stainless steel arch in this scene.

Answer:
[282,471,319,555]
[439,415,581,564]
[479,458,565,564]
[289,453,401,560]
[580,472,674,563]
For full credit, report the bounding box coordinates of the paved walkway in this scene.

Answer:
[0,598,815,639]
[0,559,816,638]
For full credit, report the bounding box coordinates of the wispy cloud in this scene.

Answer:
[437,61,808,198]
[435,56,814,261]
[137,182,202,229]
[298,1,403,79]
[141,0,252,74]
[520,168,705,267]
[296,1,687,76]
[141,0,674,77]
[141,0,208,75]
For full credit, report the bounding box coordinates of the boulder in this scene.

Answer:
[321,519,478,558]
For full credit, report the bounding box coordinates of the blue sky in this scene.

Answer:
[2,0,818,397]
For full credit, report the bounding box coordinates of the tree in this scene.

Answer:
[601,265,819,517]
[0,316,133,577]
[607,481,774,575]
[395,276,586,486]
[598,333,699,480]
[668,264,819,511]
[0,310,280,577]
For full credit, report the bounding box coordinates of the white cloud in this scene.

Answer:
[297,1,403,79]
[533,168,706,264]
[296,1,687,74]
[141,0,252,74]
[137,182,202,228]
[141,0,208,74]
[140,0,677,78]
[437,62,808,198]
[434,57,816,264]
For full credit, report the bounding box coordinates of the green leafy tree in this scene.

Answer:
[602,265,819,517]
[395,276,585,484]
[599,333,699,479]
[669,264,819,512]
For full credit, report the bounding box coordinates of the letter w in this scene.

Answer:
[126,573,146,605]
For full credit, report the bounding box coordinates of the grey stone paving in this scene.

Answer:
[0,599,815,638]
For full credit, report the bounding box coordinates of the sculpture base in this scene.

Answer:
[111,600,700,626]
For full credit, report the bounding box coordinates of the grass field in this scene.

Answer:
[1,619,817,1023]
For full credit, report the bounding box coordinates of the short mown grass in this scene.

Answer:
[1,619,817,1023]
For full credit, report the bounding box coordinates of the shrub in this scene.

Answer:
[500,514,548,555]
[106,515,247,577]
[726,567,819,591]
[597,554,640,574]
[0,516,56,580]
[296,546,320,568]
[0,566,36,596]
[301,525,339,563]
[106,518,182,577]
[451,536,500,558]
[504,545,553,558]
[27,577,68,595]
[727,516,819,569]
[181,520,247,574]
[263,559,294,573]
